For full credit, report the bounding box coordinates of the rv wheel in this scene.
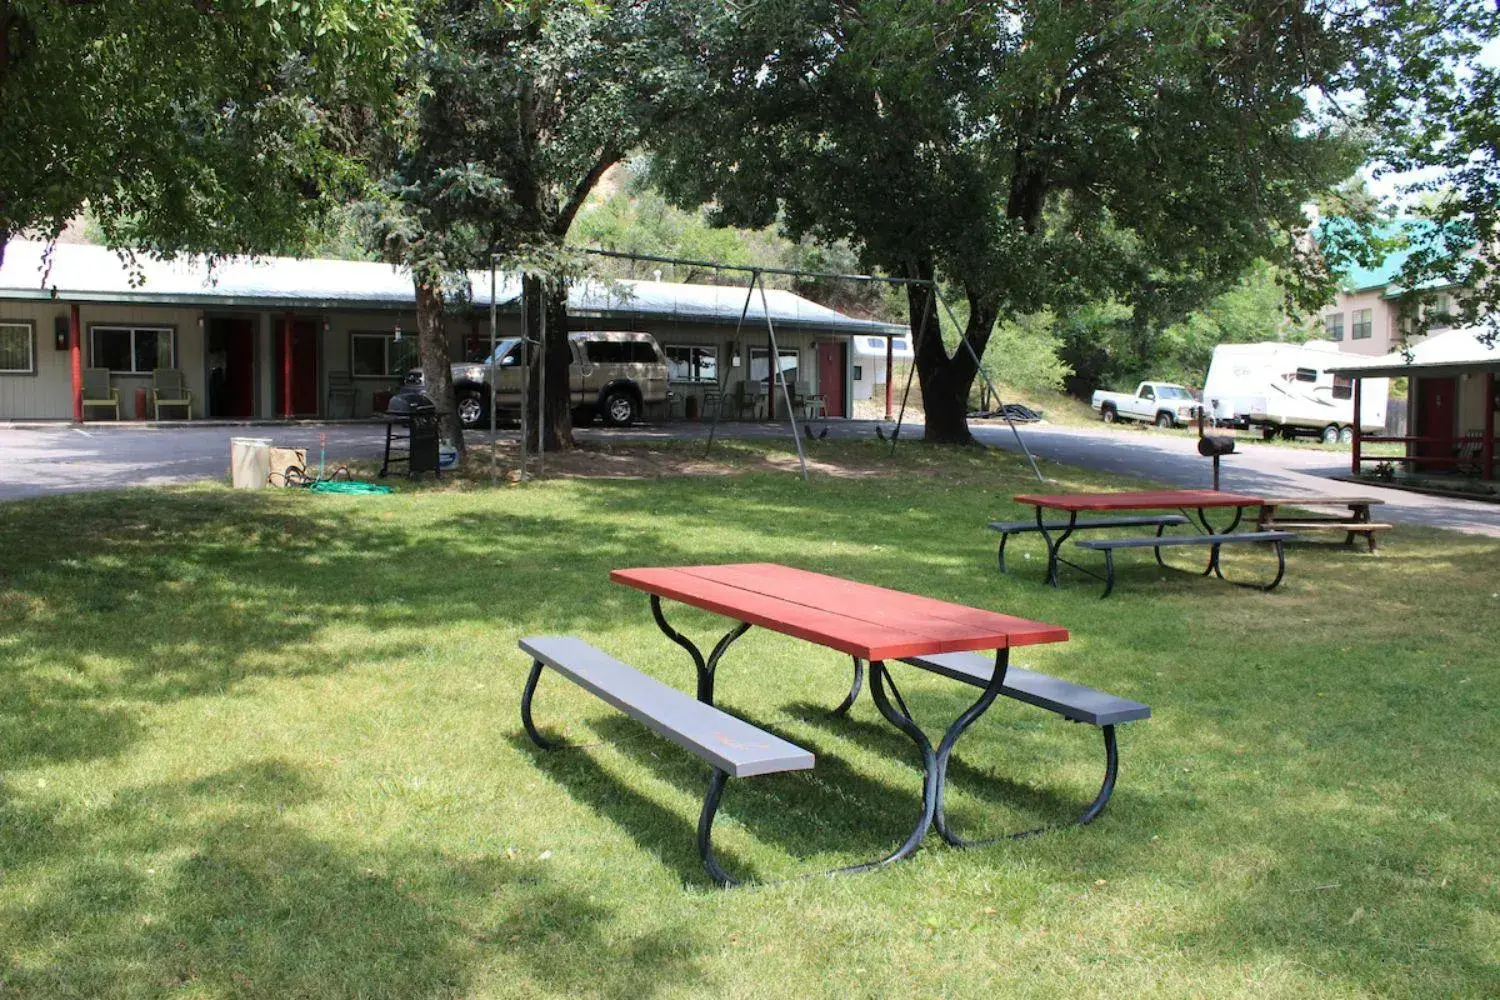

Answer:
[1339,426,1355,445]
[1320,424,1340,445]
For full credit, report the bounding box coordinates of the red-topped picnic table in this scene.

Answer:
[1011,490,1291,595]
[608,562,1077,869]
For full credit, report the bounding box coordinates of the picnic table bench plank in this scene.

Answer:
[520,636,814,777]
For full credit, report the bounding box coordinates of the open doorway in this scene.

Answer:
[206,316,257,418]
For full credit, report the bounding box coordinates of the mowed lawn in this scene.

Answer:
[1,441,1496,999]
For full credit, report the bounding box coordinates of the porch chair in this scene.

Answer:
[151,368,193,420]
[1456,430,1484,476]
[326,370,357,419]
[80,367,120,420]
[700,387,723,421]
[730,381,759,420]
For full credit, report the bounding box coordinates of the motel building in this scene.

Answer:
[0,241,905,424]
[1327,325,1500,484]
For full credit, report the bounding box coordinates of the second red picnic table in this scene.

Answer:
[1012,489,1271,586]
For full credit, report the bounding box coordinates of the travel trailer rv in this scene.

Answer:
[1203,340,1389,443]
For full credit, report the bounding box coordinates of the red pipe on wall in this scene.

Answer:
[69,304,83,422]
[282,312,294,418]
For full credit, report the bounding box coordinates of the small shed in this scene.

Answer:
[1325,326,1500,480]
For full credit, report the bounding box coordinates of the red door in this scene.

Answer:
[817,341,847,418]
[1416,376,1456,471]
[275,318,320,417]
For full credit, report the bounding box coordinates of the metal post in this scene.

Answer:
[69,303,82,422]
[705,278,757,456]
[889,284,934,453]
[758,275,809,482]
[519,276,528,483]
[489,258,498,487]
[538,278,547,476]
[1352,377,1362,477]
[932,286,1045,483]
[885,335,894,420]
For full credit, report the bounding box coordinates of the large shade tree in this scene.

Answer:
[0,0,413,265]
[363,0,685,454]
[650,1,1410,443]
[1324,1,1500,338]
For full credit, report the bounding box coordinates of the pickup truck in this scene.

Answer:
[1091,382,1200,428]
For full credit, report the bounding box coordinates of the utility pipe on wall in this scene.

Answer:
[69,304,82,422]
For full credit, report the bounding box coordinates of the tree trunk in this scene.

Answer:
[414,277,465,457]
[522,272,574,452]
[901,260,1000,445]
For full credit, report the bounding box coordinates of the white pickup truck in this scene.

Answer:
[1091,381,1200,428]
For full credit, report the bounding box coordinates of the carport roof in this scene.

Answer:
[1324,326,1500,378]
[0,240,904,335]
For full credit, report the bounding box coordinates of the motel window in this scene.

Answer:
[664,345,718,383]
[750,347,799,386]
[91,325,173,374]
[1352,309,1373,340]
[1324,312,1344,341]
[1428,293,1453,330]
[1332,374,1353,401]
[350,332,420,377]
[0,321,35,374]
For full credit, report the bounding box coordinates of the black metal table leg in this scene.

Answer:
[520,659,557,749]
[1188,504,1245,577]
[650,594,750,705]
[831,656,864,716]
[698,658,941,887]
[1036,508,1077,587]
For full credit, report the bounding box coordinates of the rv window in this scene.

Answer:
[1332,375,1353,401]
[1294,368,1317,383]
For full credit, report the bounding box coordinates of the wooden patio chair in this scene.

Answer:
[1456,430,1484,476]
[80,367,120,420]
[151,368,193,420]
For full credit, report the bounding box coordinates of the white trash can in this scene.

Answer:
[229,437,273,489]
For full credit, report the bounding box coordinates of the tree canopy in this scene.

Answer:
[355,0,690,453]
[0,0,414,264]
[649,1,1454,441]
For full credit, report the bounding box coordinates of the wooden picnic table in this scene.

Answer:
[1012,489,1271,586]
[1254,495,1389,553]
[609,562,1070,865]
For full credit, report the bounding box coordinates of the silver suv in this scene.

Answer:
[415,330,670,429]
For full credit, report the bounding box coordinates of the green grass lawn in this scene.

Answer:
[1,441,1496,999]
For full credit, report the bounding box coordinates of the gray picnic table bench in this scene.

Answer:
[988,514,1191,572]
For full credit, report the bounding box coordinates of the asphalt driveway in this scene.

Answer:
[4,419,1499,539]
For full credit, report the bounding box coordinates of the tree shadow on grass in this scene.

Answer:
[0,757,708,1000]
[0,490,671,776]
[511,731,758,887]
